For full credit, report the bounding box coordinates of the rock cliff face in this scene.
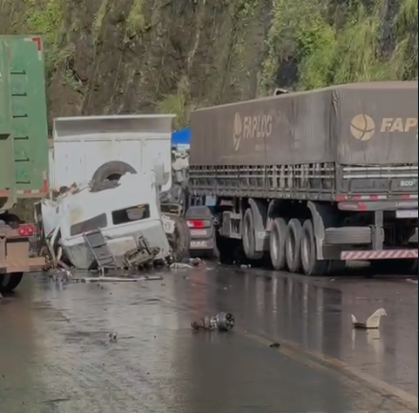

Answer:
[1,0,271,128]
[0,0,417,129]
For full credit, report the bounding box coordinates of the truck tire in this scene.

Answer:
[300,219,329,276]
[0,272,24,292]
[5,272,24,291]
[269,217,287,271]
[2,213,23,227]
[285,219,303,273]
[242,208,263,260]
[170,216,190,262]
[91,161,137,190]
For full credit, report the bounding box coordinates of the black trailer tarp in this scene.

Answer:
[190,81,418,166]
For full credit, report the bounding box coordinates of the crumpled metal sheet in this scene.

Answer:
[191,312,235,332]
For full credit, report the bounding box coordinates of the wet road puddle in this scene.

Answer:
[0,269,417,412]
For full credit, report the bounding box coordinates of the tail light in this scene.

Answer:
[18,224,35,237]
[187,219,211,229]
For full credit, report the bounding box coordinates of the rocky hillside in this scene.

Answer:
[1,0,417,129]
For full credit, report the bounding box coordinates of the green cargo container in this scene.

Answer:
[0,35,49,212]
[0,41,14,201]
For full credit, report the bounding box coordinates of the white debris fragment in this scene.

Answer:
[170,262,193,270]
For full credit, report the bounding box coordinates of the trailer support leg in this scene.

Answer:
[372,210,384,250]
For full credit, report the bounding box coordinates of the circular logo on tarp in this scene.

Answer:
[350,114,375,141]
[233,112,243,151]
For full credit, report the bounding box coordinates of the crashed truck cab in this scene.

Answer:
[40,172,171,270]
[40,113,191,266]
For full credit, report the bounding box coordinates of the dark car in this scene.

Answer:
[185,206,218,258]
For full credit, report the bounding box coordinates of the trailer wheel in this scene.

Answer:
[285,219,303,273]
[243,208,263,260]
[301,220,329,276]
[6,273,24,291]
[269,218,287,271]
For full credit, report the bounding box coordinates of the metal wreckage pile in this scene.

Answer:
[191,312,235,332]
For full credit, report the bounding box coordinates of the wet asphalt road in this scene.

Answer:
[0,265,417,413]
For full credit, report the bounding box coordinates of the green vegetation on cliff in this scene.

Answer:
[261,0,418,92]
[1,0,417,126]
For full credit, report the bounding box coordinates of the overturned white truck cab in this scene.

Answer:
[40,172,172,270]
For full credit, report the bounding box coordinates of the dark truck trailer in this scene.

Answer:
[186,81,418,275]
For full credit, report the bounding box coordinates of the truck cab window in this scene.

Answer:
[112,205,150,225]
[70,213,108,236]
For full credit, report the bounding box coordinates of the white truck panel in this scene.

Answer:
[49,114,175,192]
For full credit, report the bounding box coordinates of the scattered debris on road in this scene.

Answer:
[109,332,118,343]
[50,268,72,282]
[170,257,205,270]
[190,257,202,267]
[269,342,281,349]
[351,308,387,329]
[191,312,235,332]
[47,268,164,283]
[170,262,193,270]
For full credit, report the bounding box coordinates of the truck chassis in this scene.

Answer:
[186,163,418,275]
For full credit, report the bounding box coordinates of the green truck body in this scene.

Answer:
[0,35,48,287]
[0,35,49,212]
